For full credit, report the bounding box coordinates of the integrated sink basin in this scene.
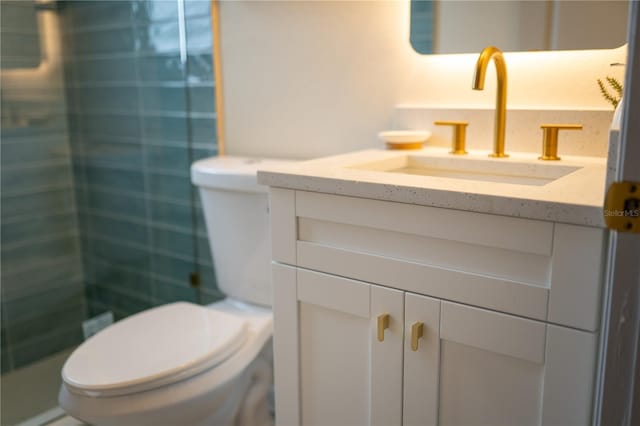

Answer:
[257,147,608,226]
[348,154,582,186]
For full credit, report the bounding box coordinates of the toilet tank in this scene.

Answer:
[191,156,292,307]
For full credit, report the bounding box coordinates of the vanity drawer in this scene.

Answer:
[270,189,606,330]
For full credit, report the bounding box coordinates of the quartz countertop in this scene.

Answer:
[257,148,607,227]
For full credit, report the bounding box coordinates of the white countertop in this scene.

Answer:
[257,148,608,227]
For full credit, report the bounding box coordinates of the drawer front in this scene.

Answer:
[295,190,554,255]
[270,189,605,330]
[297,242,549,320]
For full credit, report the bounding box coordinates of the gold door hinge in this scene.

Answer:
[604,181,640,233]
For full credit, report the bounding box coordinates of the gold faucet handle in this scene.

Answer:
[539,124,583,161]
[434,121,469,155]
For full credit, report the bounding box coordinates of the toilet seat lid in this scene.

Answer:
[62,302,248,397]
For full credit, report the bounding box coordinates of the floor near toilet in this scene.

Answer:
[10,408,83,426]
[43,413,84,426]
[1,348,76,426]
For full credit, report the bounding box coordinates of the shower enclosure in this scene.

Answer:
[1,0,219,423]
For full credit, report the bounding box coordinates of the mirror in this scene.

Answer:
[410,0,629,54]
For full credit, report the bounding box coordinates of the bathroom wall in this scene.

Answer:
[218,1,627,159]
[61,0,221,320]
[1,0,86,372]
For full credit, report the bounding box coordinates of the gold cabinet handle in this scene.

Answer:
[539,124,582,161]
[434,120,469,155]
[377,313,390,342]
[411,322,424,351]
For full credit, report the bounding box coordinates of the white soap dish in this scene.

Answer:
[378,130,431,150]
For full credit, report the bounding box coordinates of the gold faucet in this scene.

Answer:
[472,46,508,158]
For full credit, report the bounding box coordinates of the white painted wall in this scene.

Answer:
[218,0,627,159]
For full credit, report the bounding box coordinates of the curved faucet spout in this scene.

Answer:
[473,46,508,158]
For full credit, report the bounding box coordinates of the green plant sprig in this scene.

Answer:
[597,76,623,109]
[606,76,623,97]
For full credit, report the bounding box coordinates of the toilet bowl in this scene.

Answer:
[59,157,292,425]
[60,299,273,426]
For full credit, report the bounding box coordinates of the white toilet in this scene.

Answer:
[59,156,291,426]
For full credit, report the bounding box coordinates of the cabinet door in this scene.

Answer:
[437,301,597,426]
[403,293,441,426]
[273,265,404,426]
[438,301,547,426]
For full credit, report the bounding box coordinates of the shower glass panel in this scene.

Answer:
[1,1,219,423]
[1,0,85,373]
[1,0,85,422]
[63,0,219,322]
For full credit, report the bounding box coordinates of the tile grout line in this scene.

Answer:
[2,276,85,304]
[1,209,78,225]
[81,231,213,268]
[86,255,217,292]
[1,159,73,171]
[63,47,213,62]
[63,11,212,35]
[65,107,216,119]
[66,80,215,88]
[74,182,204,208]
[1,230,81,252]
[1,255,84,280]
[2,183,78,199]
[79,208,208,237]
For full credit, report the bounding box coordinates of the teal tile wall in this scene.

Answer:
[61,0,221,321]
[1,1,86,373]
[1,0,220,374]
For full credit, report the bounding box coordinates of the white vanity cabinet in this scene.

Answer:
[269,188,606,426]
[273,266,405,426]
[405,296,598,426]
